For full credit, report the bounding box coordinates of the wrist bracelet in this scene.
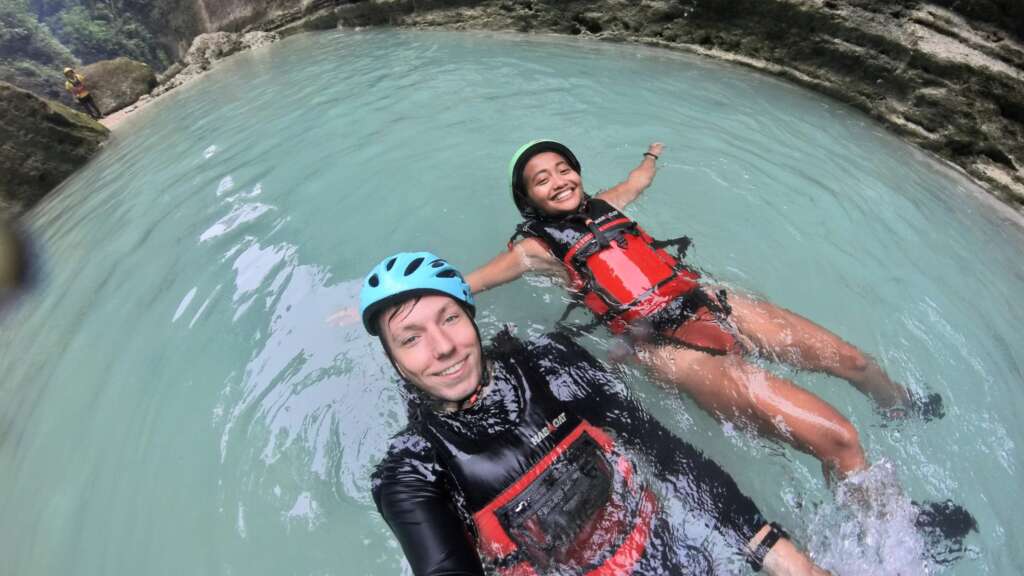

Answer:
[747,522,788,572]
[644,152,659,160]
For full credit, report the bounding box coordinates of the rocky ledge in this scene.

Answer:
[151,31,280,97]
[255,0,1024,211]
[0,82,109,220]
[81,58,158,116]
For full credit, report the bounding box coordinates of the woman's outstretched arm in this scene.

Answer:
[596,142,664,211]
[466,237,561,294]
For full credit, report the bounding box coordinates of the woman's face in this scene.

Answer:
[380,294,483,407]
[523,151,584,215]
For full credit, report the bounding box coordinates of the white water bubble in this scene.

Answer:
[199,203,274,243]
[189,284,222,329]
[203,145,219,159]
[216,175,235,196]
[284,492,322,531]
[173,287,198,323]
[236,503,247,538]
[806,460,931,576]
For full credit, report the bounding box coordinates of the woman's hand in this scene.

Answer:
[598,142,665,210]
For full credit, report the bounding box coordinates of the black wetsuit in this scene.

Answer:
[372,330,773,575]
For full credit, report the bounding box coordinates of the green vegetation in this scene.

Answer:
[44,1,170,68]
[1,0,181,99]
[0,0,76,100]
[0,0,75,65]
[2,0,173,72]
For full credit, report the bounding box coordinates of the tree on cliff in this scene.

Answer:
[0,0,74,64]
[0,0,77,100]
[1,0,182,101]
[33,0,170,67]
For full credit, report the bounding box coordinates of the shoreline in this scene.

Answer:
[99,99,155,130]
[99,15,1024,220]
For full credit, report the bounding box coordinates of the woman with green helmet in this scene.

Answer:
[465,140,942,482]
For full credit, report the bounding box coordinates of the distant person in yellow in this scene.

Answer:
[63,67,103,119]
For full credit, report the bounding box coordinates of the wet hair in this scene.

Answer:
[380,296,423,340]
[373,296,420,382]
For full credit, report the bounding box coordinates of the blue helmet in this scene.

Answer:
[360,251,475,336]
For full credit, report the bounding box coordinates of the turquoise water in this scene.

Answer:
[2,29,1023,575]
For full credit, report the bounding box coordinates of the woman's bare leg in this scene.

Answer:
[636,342,867,479]
[724,292,911,409]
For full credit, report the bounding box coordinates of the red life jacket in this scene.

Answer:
[68,76,88,98]
[509,198,700,334]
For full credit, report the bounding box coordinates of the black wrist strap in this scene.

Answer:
[643,152,658,160]
[748,522,788,571]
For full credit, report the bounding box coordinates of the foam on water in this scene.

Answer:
[809,461,931,575]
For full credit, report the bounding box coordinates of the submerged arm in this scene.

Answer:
[595,142,663,211]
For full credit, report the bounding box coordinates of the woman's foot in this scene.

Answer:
[879,392,945,422]
[914,499,978,565]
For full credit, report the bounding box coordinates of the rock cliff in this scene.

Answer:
[0,82,108,219]
[81,58,158,115]
[151,31,280,97]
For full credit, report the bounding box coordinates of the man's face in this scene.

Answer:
[380,294,482,405]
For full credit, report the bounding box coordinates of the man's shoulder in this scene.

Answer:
[489,328,620,396]
[488,327,588,359]
[373,426,437,483]
[376,425,432,466]
[371,424,447,509]
[523,330,604,372]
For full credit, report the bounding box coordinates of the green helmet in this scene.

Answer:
[508,140,581,218]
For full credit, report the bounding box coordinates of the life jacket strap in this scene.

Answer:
[555,302,605,336]
[507,223,531,251]
[650,235,692,261]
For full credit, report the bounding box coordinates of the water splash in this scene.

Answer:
[807,460,930,575]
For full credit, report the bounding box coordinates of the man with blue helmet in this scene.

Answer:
[362,251,828,576]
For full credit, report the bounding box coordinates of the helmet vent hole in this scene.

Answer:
[404,257,424,276]
[385,258,397,271]
[436,269,457,278]
[368,274,379,287]
[430,259,445,268]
